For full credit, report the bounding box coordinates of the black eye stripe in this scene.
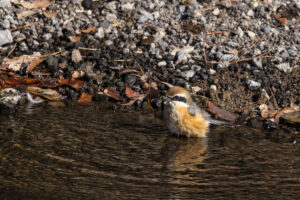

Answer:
[171,96,187,103]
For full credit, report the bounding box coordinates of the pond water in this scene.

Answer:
[0,104,299,200]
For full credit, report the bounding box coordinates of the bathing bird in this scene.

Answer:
[163,86,230,137]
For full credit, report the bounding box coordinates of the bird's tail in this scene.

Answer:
[208,119,235,127]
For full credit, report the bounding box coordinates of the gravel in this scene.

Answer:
[0,0,299,119]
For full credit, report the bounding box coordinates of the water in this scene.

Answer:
[0,104,299,200]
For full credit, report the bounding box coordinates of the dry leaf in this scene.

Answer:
[81,27,97,34]
[261,109,276,119]
[58,79,85,90]
[121,99,138,106]
[125,87,140,99]
[17,10,39,19]
[77,93,93,103]
[207,101,239,122]
[1,54,41,72]
[26,58,44,74]
[11,0,52,9]
[72,49,82,63]
[104,88,123,101]
[43,11,58,18]
[69,36,81,42]
[27,86,62,101]
[72,70,85,79]
[281,111,300,123]
[275,107,296,124]
[274,13,288,26]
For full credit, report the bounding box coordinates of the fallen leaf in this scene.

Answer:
[125,87,140,99]
[72,49,82,63]
[69,80,85,90]
[261,109,276,119]
[121,99,138,106]
[17,10,39,19]
[1,54,41,72]
[119,69,142,76]
[72,70,85,79]
[11,0,52,9]
[43,11,58,18]
[69,36,81,42]
[281,111,300,123]
[27,86,62,101]
[4,79,22,85]
[207,101,239,122]
[274,13,288,26]
[24,78,40,84]
[81,27,97,34]
[26,58,45,74]
[104,88,123,101]
[275,107,296,124]
[77,93,93,103]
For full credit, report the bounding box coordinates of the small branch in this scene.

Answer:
[78,47,98,51]
[229,55,274,65]
[6,43,17,58]
[269,84,279,110]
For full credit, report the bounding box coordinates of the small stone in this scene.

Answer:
[253,57,263,68]
[0,88,22,108]
[106,13,117,23]
[106,1,116,11]
[0,30,13,46]
[247,80,261,90]
[95,27,105,39]
[209,69,216,75]
[247,31,256,39]
[0,0,11,7]
[105,40,113,46]
[212,8,220,16]
[210,85,217,91]
[19,42,28,51]
[121,3,134,11]
[237,27,244,38]
[247,9,254,16]
[276,63,292,73]
[43,33,52,40]
[158,61,167,67]
[288,48,297,57]
[139,10,154,21]
[2,19,10,29]
[261,25,271,34]
[182,70,195,80]
[191,86,201,93]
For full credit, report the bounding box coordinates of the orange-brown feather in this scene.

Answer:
[174,105,209,137]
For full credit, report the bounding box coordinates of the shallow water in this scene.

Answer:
[0,104,299,200]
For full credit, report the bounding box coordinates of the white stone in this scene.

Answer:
[247,31,256,39]
[247,9,254,17]
[121,3,134,11]
[106,13,117,23]
[0,30,13,46]
[158,61,167,67]
[212,8,220,16]
[276,63,292,73]
[210,85,217,91]
[209,69,216,75]
[95,27,105,39]
[0,0,11,7]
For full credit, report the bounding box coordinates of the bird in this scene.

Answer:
[163,86,230,138]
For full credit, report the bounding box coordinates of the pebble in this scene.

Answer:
[276,63,292,73]
[0,30,13,46]
[209,69,216,75]
[182,70,195,80]
[212,8,220,16]
[191,86,201,93]
[121,3,135,11]
[106,13,117,23]
[247,9,254,16]
[0,88,22,108]
[158,61,167,67]
[0,0,11,7]
[43,33,52,40]
[253,57,263,68]
[247,31,256,39]
[237,27,244,38]
[247,80,261,90]
[210,85,217,91]
[95,27,105,39]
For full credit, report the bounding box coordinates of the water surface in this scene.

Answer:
[0,104,299,200]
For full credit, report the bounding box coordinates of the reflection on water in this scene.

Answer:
[0,104,299,200]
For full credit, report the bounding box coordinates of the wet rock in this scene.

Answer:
[247,80,261,91]
[0,88,23,108]
[0,30,13,46]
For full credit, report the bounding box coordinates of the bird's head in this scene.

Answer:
[163,86,193,107]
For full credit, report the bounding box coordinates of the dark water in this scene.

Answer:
[0,104,299,200]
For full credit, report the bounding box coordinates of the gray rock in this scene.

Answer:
[0,88,22,108]
[121,3,134,11]
[276,63,292,73]
[95,27,105,39]
[158,61,167,67]
[19,42,28,51]
[0,30,13,46]
[43,33,52,40]
[106,1,116,11]
[253,57,263,68]
[226,41,239,48]
[261,25,271,34]
[2,19,10,29]
[288,48,298,57]
[247,9,254,16]
[247,80,261,91]
[0,0,11,7]
[138,10,154,23]
[182,70,195,80]
[106,13,117,23]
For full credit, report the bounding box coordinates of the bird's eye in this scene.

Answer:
[171,96,187,103]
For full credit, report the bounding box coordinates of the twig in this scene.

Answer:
[6,43,17,58]
[269,84,279,110]
[240,36,266,56]
[229,55,274,65]
[233,99,266,112]
[112,59,132,62]
[39,50,63,58]
[202,47,208,64]
[10,21,41,31]
[192,31,231,37]
[78,47,98,51]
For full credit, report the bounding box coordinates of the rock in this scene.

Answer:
[0,0,11,7]
[95,27,105,39]
[253,57,263,68]
[247,31,256,39]
[247,9,254,16]
[106,13,117,23]
[182,70,195,80]
[43,33,52,40]
[247,80,261,90]
[212,8,220,16]
[158,61,167,67]
[237,27,244,38]
[276,63,292,73]
[121,3,134,11]
[106,1,116,11]
[0,88,22,108]
[210,85,217,91]
[125,74,137,85]
[0,30,13,46]
[138,10,154,23]
[191,86,201,93]
[209,69,216,75]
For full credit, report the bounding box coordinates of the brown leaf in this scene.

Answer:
[72,70,85,80]
[1,54,41,72]
[275,107,295,124]
[77,93,93,103]
[125,87,140,99]
[121,99,138,106]
[27,86,62,101]
[104,88,123,101]
[11,0,52,9]
[17,10,39,19]
[81,27,97,34]
[24,78,40,85]
[207,101,239,122]
[274,13,288,26]
[4,79,22,85]
[281,111,300,123]
[69,80,85,90]
[69,36,81,42]
[43,11,58,18]
[26,58,44,74]
[71,49,82,63]
[261,109,276,119]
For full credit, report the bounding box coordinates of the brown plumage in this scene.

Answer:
[163,86,228,138]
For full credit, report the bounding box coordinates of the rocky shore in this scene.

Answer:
[0,0,299,130]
